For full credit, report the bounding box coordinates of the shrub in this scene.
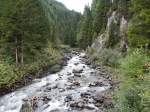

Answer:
[119,49,149,78]
[0,43,63,88]
[89,48,122,67]
[110,49,150,112]
[0,62,15,87]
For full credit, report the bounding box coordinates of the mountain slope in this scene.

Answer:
[41,0,81,46]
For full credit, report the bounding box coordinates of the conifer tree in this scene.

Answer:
[77,6,93,49]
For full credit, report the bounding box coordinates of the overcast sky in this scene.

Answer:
[56,0,93,13]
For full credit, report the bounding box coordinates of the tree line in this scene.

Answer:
[0,0,81,66]
[0,0,81,89]
[77,0,150,49]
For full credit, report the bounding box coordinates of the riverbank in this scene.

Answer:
[86,48,150,112]
[0,55,63,96]
[0,46,74,96]
[0,52,114,112]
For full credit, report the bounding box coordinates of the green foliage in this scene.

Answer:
[109,49,150,112]
[88,48,122,67]
[91,0,111,37]
[119,49,149,78]
[41,0,81,47]
[0,0,79,88]
[0,42,63,88]
[77,0,111,49]
[0,0,50,64]
[128,0,150,47]
[107,21,121,47]
[0,62,15,87]
[77,6,93,49]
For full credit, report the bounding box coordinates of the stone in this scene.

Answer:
[92,94,105,103]
[81,92,91,98]
[64,95,73,102]
[66,85,75,90]
[73,82,80,86]
[85,105,95,110]
[70,101,85,109]
[74,73,81,77]
[46,87,52,91]
[79,53,86,58]
[73,67,83,73]
[89,81,104,87]
[90,71,95,74]
[42,96,51,104]
[74,62,79,65]
[103,98,114,109]
[33,79,41,83]
[56,83,63,89]
[59,88,65,92]
[20,101,32,112]
[67,73,72,76]
[51,84,57,89]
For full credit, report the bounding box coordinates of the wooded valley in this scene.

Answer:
[0,0,149,112]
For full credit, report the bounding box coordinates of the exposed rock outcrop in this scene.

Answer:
[91,1,130,53]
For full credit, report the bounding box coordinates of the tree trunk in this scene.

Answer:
[15,37,19,65]
[21,40,24,65]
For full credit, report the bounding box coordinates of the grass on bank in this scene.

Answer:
[88,48,150,112]
[0,44,72,89]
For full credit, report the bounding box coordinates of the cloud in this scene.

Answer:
[56,0,92,13]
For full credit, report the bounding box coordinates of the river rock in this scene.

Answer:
[56,81,66,89]
[59,88,65,92]
[33,79,41,83]
[64,95,73,102]
[81,92,91,98]
[70,101,85,109]
[66,85,76,90]
[74,73,81,77]
[69,99,96,110]
[51,84,58,89]
[85,105,96,110]
[89,81,104,87]
[74,62,79,65]
[20,101,32,112]
[67,72,72,76]
[92,93,105,103]
[67,77,75,82]
[73,81,80,86]
[80,53,87,58]
[45,87,52,91]
[73,67,83,73]
[90,71,95,74]
[72,51,79,55]
[50,109,61,112]
[103,97,114,109]
[42,96,51,104]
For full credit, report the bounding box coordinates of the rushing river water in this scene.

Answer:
[0,53,111,112]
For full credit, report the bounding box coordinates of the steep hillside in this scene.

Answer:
[91,0,130,52]
[78,0,150,112]
[41,0,81,46]
[0,0,81,93]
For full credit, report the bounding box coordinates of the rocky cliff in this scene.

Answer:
[91,0,130,53]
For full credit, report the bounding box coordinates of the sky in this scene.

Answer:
[56,0,93,13]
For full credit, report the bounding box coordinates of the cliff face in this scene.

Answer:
[91,0,130,53]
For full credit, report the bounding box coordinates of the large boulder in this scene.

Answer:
[20,100,32,112]
[73,67,83,74]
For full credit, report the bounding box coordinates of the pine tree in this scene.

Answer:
[128,0,150,47]
[91,0,111,38]
[0,0,50,65]
[77,6,93,49]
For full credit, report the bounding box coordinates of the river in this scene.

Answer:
[0,53,112,112]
